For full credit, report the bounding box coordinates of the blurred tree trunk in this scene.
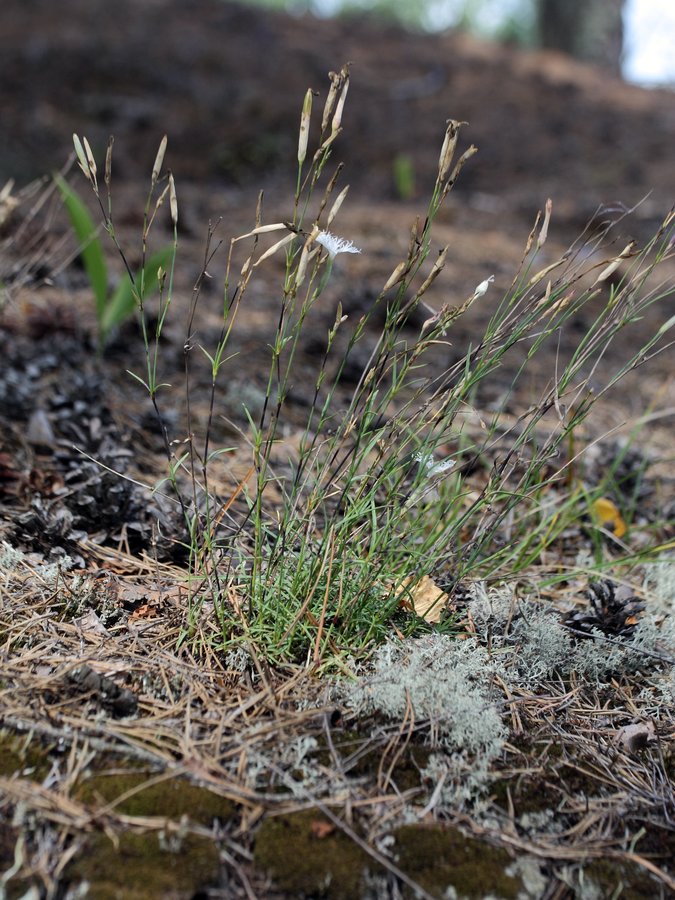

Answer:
[537,0,624,76]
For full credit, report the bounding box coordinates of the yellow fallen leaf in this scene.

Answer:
[397,575,449,624]
[591,497,626,538]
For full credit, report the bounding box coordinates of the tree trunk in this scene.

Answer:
[537,0,624,76]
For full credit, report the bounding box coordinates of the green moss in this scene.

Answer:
[581,858,666,899]
[393,824,522,899]
[254,810,376,899]
[316,725,431,793]
[65,830,220,899]
[394,746,433,792]
[0,729,53,782]
[490,773,559,816]
[76,770,236,826]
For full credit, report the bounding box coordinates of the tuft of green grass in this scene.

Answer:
[58,148,173,350]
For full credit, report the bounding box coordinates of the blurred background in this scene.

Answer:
[1,0,674,227]
[244,0,675,86]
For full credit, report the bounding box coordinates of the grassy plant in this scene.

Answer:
[73,66,675,667]
[69,131,193,543]
[56,162,172,349]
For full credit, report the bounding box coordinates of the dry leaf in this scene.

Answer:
[118,582,150,606]
[591,497,627,538]
[129,601,161,623]
[615,720,656,753]
[74,609,109,640]
[397,575,450,624]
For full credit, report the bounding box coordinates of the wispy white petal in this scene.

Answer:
[426,457,456,477]
[413,452,456,478]
[316,231,361,259]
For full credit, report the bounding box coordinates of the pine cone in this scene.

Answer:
[563,578,645,638]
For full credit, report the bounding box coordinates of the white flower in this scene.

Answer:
[426,457,456,477]
[473,274,495,298]
[316,231,361,259]
[413,451,456,478]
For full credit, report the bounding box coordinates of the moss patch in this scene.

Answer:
[254,809,377,899]
[65,830,220,900]
[76,769,236,826]
[581,857,666,899]
[393,824,522,899]
[316,725,431,793]
[490,773,560,817]
[0,729,53,782]
[578,826,675,898]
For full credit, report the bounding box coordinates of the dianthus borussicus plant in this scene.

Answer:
[71,64,675,666]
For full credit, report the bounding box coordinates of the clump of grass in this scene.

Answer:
[55,162,172,350]
[72,64,675,667]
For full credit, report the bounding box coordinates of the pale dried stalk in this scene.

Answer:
[72,134,93,185]
[321,66,348,134]
[383,260,409,293]
[592,241,637,286]
[252,232,295,268]
[105,137,114,189]
[233,223,288,243]
[331,75,350,136]
[412,245,449,302]
[147,184,170,231]
[537,198,553,249]
[83,137,97,183]
[327,185,349,227]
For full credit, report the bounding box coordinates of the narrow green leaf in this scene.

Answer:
[54,173,108,319]
[101,246,174,343]
[125,370,150,391]
[199,345,216,367]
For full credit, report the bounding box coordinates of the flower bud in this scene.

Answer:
[152,135,168,185]
[298,89,313,165]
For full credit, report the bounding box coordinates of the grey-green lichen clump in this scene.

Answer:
[339,576,675,811]
[344,633,506,754]
[341,631,507,807]
[468,582,675,687]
